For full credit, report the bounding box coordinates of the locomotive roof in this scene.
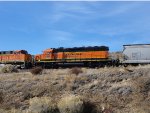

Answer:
[0,50,28,54]
[52,46,109,52]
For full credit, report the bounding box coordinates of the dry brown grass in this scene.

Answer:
[128,76,150,113]
[0,65,150,113]
[0,65,18,73]
[0,91,3,104]
[28,96,58,113]
[58,94,84,113]
[0,108,22,113]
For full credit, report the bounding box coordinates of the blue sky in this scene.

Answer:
[0,1,150,54]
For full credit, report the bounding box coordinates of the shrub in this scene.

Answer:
[29,96,58,113]
[69,67,83,75]
[9,108,22,113]
[0,65,18,73]
[58,94,84,113]
[133,76,150,96]
[0,91,3,104]
[0,109,8,113]
[82,101,97,113]
[30,67,43,75]
[0,108,22,113]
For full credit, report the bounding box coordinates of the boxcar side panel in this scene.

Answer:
[123,44,150,63]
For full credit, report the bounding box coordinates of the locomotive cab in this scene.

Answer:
[35,48,54,61]
[43,48,53,54]
[43,48,54,59]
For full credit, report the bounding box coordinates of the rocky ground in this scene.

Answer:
[0,65,150,113]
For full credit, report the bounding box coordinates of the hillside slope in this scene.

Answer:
[0,65,150,113]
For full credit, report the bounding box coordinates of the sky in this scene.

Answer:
[0,1,150,54]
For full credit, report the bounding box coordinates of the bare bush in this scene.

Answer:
[64,74,90,91]
[0,65,18,73]
[29,96,58,113]
[58,94,84,113]
[133,76,150,97]
[0,109,8,113]
[30,67,43,75]
[69,67,83,75]
[0,91,3,104]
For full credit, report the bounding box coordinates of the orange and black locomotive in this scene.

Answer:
[35,46,112,68]
[0,50,32,68]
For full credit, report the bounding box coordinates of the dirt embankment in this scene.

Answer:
[0,65,150,113]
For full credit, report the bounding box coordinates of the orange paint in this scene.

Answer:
[0,50,32,63]
[35,48,109,61]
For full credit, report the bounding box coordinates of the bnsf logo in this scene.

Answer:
[66,53,82,55]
